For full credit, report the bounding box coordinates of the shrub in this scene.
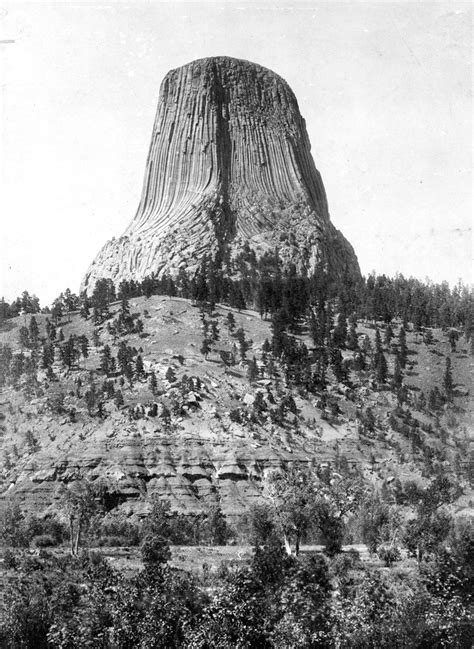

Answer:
[0,501,30,547]
[140,534,171,566]
[377,544,401,566]
[331,549,360,579]
[99,518,140,546]
[97,535,129,547]
[3,548,18,569]
[33,534,58,548]
[25,515,66,545]
[229,408,242,423]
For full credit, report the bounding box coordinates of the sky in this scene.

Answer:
[0,1,472,306]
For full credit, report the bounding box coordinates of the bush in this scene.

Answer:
[0,501,30,547]
[98,518,140,546]
[377,544,401,566]
[33,534,58,548]
[141,535,171,566]
[97,535,129,547]
[229,408,243,423]
[26,515,66,545]
[140,500,200,545]
[330,549,360,579]
[3,548,18,569]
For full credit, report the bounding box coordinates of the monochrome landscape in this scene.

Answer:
[0,4,472,648]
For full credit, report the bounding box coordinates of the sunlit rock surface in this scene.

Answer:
[83,56,359,292]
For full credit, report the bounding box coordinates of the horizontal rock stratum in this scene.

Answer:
[82,56,360,292]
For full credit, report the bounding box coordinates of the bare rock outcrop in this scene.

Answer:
[82,56,359,292]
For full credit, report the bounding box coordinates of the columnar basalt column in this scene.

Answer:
[82,56,359,292]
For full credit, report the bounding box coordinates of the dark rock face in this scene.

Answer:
[82,56,359,292]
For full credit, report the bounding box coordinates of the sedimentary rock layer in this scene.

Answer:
[82,56,359,291]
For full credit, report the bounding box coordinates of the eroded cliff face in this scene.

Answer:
[82,56,359,292]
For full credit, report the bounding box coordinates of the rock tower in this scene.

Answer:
[82,56,359,291]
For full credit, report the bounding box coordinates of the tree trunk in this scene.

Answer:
[74,519,82,555]
[295,534,301,556]
[283,534,292,556]
[69,518,75,556]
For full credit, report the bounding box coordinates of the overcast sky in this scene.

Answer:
[0,1,471,305]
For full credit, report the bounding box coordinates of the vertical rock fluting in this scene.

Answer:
[82,56,359,291]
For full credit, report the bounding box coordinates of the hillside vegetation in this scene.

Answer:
[0,284,472,518]
[0,273,472,648]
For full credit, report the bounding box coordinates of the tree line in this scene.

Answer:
[1,252,471,334]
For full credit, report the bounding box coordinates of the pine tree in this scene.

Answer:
[353,351,366,372]
[41,342,54,371]
[100,345,113,375]
[247,356,259,383]
[308,310,324,347]
[91,278,114,321]
[120,296,130,317]
[418,391,426,410]
[443,357,454,401]
[423,328,434,345]
[234,327,251,362]
[61,336,78,369]
[226,312,236,333]
[114,390,124,408]
[398,326,408,369]
[361,334,373,359]
[135,355,145,379]
[51,302,63,325]
[165,366,176,383]
[211,321,220,342]
[10,354,24,388]
[92,329,100,347]
[391,353,403,390]
[105,380,115,399]
[397,385,408,406]
[18,324,31,350]
[28,317,40,348]
[124,362,134,387]
[229,284,246,312]
[79,335,89,359]
[374,327,383,354]
[271,309,288,357]
[117,297,133,334]
[149,370,158,396]
[200,338,211,360]
[331,348,346,383]
[375,350,388,384]
[448,329,458,352]
[80,303,89,320]
[384,323,394,349]
[117,341,131,375]
[332,313,347,348]
[346,319,359,350]
[176,267,190,298]
[84,384,98,416]
[117,280,130,301]
[193,259,209,304]
[163,274,176,298]
[315,352,328,391]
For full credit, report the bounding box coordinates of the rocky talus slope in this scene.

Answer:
[82,57,359,292]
